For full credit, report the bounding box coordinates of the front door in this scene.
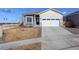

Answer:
[26,16,33,26]
[36,15,40,25]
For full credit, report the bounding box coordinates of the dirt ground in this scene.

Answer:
[3,26,41,42]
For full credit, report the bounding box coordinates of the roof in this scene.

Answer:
[24,11,42,15]
[65,11,79,17]
[23,8,63,16]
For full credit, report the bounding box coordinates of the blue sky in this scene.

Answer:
[0,8,79,23]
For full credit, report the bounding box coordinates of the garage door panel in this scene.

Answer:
[42,20,59,26]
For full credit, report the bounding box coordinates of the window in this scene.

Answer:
[43,19,60,20]
[27,17,32,22]
[56,19,60,20]
[43,19,46,20]
[51,19,60,20]
[51,19,55,20]
[47,19,50,20]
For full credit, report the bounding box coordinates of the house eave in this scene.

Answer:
[23,8,64,16]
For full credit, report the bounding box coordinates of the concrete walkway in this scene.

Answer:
[0,27,3,44]
[41,27,79,50]
[0,38,41,50]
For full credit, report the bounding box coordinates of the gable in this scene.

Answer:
[40,10,63,19]
[39,9,63,16]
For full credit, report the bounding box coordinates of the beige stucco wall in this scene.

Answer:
[40,10,63,26]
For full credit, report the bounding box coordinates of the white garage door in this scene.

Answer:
[42,20,59,26]
[52,20,59,26]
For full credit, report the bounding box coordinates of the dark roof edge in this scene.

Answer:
[50,8,64,15]
[65,10,79,17]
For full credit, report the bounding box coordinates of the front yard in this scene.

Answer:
[3,26,41,42]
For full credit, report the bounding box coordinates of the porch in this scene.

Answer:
[23,14,40,27]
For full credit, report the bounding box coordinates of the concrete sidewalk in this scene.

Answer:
[0,38,41,50]
[0,28,3,44]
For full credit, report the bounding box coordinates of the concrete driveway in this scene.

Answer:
[42,27,79,50]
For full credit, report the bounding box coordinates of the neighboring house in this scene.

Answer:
[22,9,64,27]
[64,11,79,28]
